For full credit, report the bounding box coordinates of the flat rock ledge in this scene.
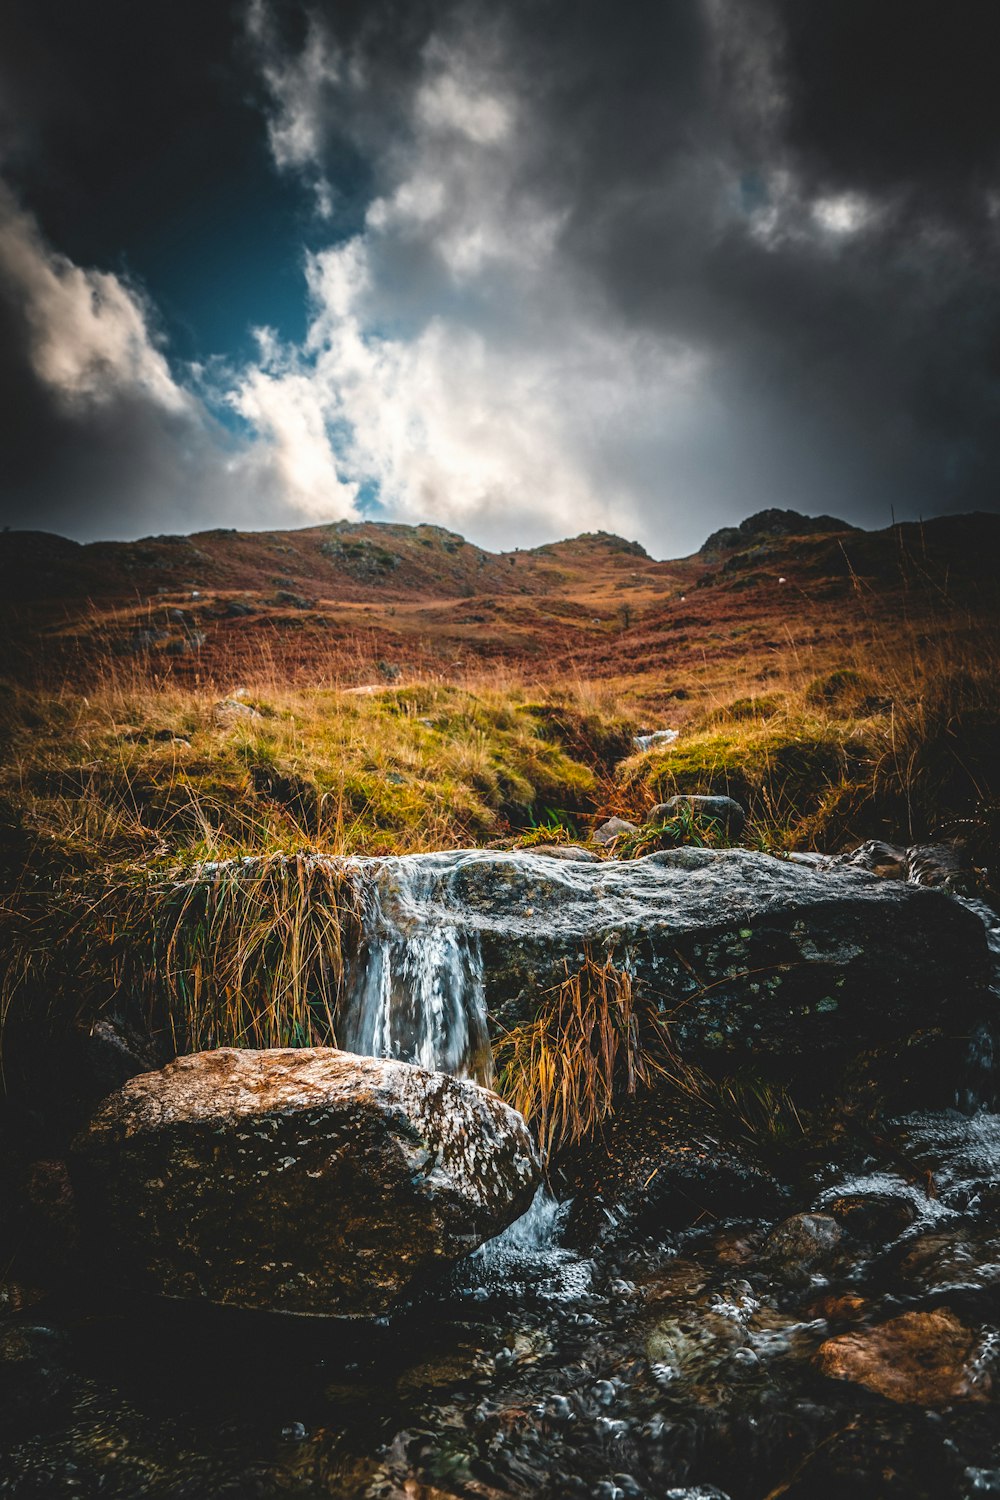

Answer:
[70,1048,541,1317]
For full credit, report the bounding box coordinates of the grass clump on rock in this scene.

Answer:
[495,954,682,1160]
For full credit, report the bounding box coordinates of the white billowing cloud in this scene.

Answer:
[0,181,363,537]
[239,13,678,547]
[0,186,187,411]
[229,332,359,519]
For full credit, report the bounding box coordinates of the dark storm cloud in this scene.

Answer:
[0,0,999,548]
[243,0,1000,544]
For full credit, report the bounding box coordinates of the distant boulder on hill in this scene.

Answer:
[700,508,857,558]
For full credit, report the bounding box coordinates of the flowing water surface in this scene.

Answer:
[3,859,1000,1499]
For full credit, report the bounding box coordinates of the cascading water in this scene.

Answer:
[11,851,1000,1499]
[337,850,565,1253]
[338,853,494,1084]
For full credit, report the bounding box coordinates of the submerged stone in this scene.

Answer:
[71,1047,540,1317]
[758,1213,843,1284]
[815,1309,990,1405]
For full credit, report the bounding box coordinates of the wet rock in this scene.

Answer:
[815,1308,990,1405]
[558,1093,784,1247]
[71,1047,540,1317]
[906,842,974,894]
[591,817,638,847]
[893,1229,1000,1306]
[648,795,746,840]
[433,846,991,1095]
[759,1213,842,1279]
[834,839,974,895]
[809,1291,869,1324]
[527,844,602,862]
[834,840,909,879]
[826,1191,918,1244]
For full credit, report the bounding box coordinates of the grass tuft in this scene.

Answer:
[494,954,684,1159]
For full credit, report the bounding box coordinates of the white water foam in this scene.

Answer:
[338,855,493,1083]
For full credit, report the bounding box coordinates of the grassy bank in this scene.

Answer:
[1,614,998,1083]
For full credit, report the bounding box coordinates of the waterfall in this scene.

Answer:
[338,853,493,1084]
[337,850,565,1256]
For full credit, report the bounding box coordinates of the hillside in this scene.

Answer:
[2,510,998,709]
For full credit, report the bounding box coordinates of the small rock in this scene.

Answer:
[592,817,638,847]
[212,698,261,726]
[815,1308,990,1405]
[810,1292,868,1323]
[834,840,908,879]
[894,1229,1000,1300]
[649,795,746,840]
[826,1191,917,1244]
[760,1212,842,1275]
[274,590,315,610]
[906,841,974,894]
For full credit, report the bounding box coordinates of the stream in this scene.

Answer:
[2,854,999,1498]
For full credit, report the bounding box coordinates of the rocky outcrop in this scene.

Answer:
[71,1048,540,1317]
[373,847,991,1099]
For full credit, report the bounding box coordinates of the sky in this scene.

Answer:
[0,0,998,557]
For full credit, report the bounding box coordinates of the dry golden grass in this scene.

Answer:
[1,606,997,1076]
[494,954,687,1159]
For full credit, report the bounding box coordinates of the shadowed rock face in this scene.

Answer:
[70,1048,540,1316]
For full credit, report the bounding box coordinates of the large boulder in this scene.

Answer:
[71,1048,540,1317]
[355,847,991,1099]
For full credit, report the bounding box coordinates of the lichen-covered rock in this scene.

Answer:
[395,846,991,1099]
[71,1048,540,1317]
[815,1309,990,1405]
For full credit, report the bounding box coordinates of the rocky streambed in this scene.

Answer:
[1,847,1000,1498]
